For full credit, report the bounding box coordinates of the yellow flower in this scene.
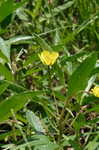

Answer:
[39,50,59,66]
[91,86,99,97]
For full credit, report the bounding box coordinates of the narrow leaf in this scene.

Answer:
[0,91,54,122]
[34,34,53,51]
[0,91,42,122]
[0,37,10,61]
[67,53,97,98]
[26,110,45,133]
[0,63,14,81]
[0,0,29,23]
[0,81,9,95]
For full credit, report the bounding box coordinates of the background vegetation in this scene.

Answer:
[0,0,99,149]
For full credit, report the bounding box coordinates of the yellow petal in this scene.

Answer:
[50,52,59,65]
[91,86,99,97]
[39,50,59,66]
[41,51,52,65]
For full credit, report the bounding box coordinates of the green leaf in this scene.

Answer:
[0,129,20,141]
[34,34,53,51]
[34,143,59,150]
[0,80,9,95]
[31,0,42,19]
[67,53,97,98]
[0,37,10,61]
[69,139,83,150]
[16,7,28,21]
[0,91,55,122]
[23,53,39,67]
[26,110,45,133]
[0,0,29,23]
[61,51,87,64]
[0,63,14,81]
[61,135,75,147]
[91,67,99,75]
[73,114,86,131]
[0,0,13,23]
[88,105,99,113]
[0,50,8,63]
[82,95,99,105]
[53,1,74,15]
[0,91,42,122]
[7,35,33,45]
[85,135,99,150]
[25,68,42,76]
[10,135,59,150]
[54,91,66,101]
[62,14,98,45]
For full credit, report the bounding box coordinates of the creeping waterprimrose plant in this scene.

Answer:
[0,0,98,150]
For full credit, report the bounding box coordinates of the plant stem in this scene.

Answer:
[58,96,72,143]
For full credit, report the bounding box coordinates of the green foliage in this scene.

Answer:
[0,63,14,81]
[0,0,99,150]
[0,91,39,122]
[0,81,9,95]
[67,52,97,99]
[26,110,45,133]
[0,0,29,22]
[0,37,10,62]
